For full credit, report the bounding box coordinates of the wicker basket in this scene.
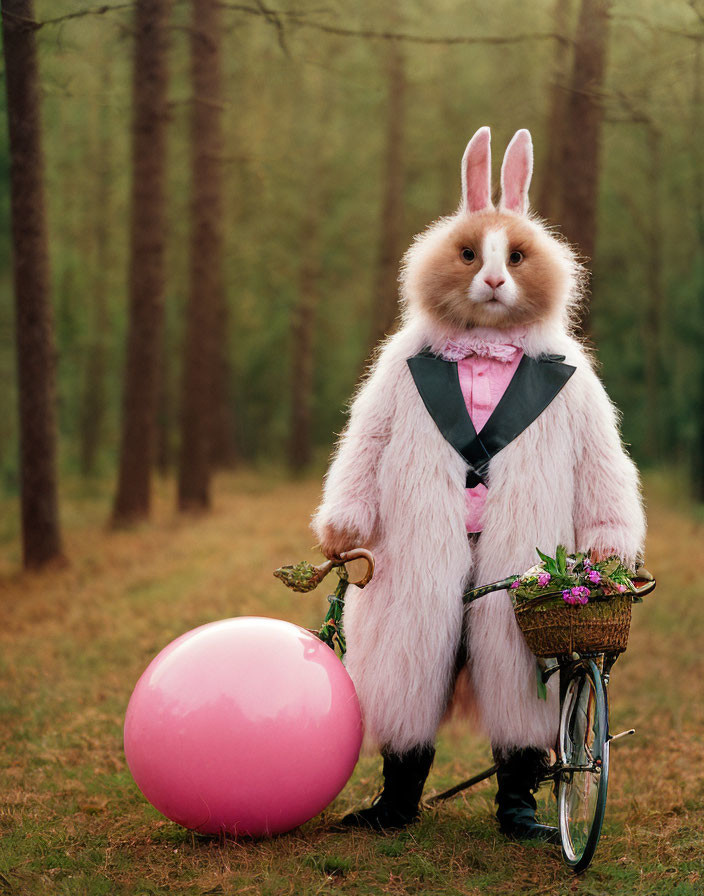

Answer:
[514,592,632,657]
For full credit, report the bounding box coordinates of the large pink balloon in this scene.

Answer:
[124,616,362,837]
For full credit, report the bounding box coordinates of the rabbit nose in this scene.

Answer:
[484,274,505,289]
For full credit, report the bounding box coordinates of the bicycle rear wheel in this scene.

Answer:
[557,659,609,873]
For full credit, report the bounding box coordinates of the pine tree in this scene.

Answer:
[112,0,172,525]
[2,0,64,568]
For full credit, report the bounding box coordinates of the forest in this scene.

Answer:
[2,0,704,567]
[1,1,703,556]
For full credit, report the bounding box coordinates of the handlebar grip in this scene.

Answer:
[632,566,656,598]
[337,548,375,587]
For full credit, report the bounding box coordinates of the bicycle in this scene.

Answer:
[274,549,656,874]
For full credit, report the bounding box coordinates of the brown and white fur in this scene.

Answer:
[312,127,646,756]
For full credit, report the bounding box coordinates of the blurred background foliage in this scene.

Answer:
[0,0,702,502]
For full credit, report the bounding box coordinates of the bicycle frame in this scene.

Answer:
[274,549,654,872]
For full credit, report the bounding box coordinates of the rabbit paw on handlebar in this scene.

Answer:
[317,522,365,561]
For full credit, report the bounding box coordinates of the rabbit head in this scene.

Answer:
[400,127,586,334]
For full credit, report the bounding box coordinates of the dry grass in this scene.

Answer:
[0,469,703,895]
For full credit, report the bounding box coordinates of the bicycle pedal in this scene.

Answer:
[607,728,635,744]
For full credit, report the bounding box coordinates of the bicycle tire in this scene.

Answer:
[557,658,609,873]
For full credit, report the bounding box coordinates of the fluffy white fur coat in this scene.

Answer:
[312,309,646,756]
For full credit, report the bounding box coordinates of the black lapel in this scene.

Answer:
[406,351,481,479]
[406,349,576,487]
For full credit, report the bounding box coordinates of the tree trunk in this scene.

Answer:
[642,121,664,462]
[286,61,331,475]
[155,342,174,474]
[367,35,406,352]
[536,0,573,222]
[288,194,324,473]
[80,64,112,477]
[695,362,704,504]
[210,302,238,470]
[692,38,704,501]
[2,0,64,569]
[112,0,171,525]
[177,0,225,511]
[557,0,612,333]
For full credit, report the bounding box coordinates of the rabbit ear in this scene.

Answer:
[500,129,533,214]
[461,126,492,213]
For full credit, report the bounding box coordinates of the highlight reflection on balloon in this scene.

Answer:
[124,616,362,837]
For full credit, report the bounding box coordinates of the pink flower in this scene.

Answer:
[583,556,592,570]
[537,572,551,587]
[616,583,626,593]
[510,580,520,589]
[571,586,591,605]
[562,589,577,605]
[587,569,601,585]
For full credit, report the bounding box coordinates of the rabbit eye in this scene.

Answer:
[460,247,475,264]
[508,250,524,265]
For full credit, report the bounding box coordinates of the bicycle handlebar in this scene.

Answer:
[319,548,375,588]
[273,547,375,592]
[461,566,657,606]
[274,549,654,601]
[631,567,656,597]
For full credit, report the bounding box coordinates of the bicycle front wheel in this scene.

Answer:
[557,659,609,873]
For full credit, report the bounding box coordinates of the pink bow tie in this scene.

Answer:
[440,337,520,363]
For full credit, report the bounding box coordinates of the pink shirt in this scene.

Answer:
[457,350,523,532]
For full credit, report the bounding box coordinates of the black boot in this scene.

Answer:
[494,746,560,844]
[339,744,436,831]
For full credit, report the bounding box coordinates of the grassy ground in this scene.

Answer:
[0,470,702,896]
